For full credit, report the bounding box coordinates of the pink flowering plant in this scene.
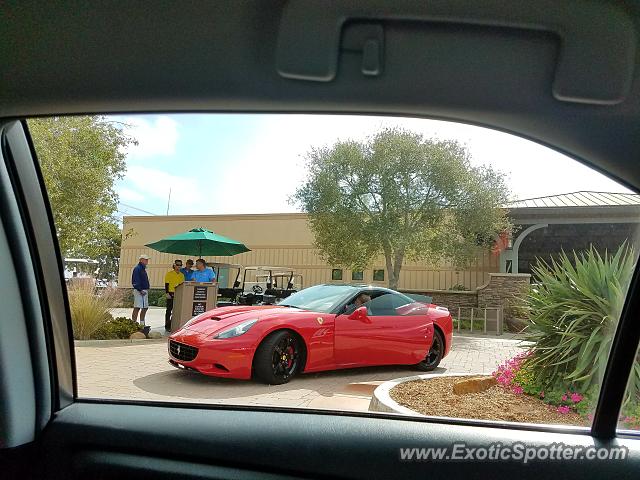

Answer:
[492,352,593,416]
[497,246,640,429]
[620,403,640,430]
[493,353,640,428]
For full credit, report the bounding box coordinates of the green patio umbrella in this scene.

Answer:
[145,228,251,257]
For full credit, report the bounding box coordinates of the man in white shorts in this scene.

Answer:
[131,254,151,337]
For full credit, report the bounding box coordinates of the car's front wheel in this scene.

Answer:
[416,329,444,371]
[253,330,303,384]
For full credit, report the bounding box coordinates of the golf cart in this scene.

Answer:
[261,272,303,297]
[239,266,301,305]
[205,262,243,306]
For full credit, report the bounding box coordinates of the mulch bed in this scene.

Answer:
[389,376,587,426]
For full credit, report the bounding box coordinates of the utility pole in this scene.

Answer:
[166,187,172,215]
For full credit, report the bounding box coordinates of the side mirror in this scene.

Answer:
[348,306,370,322]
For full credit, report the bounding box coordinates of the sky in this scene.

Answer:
[112,114,631,218]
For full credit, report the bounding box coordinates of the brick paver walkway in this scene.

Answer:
[75,334,528,409]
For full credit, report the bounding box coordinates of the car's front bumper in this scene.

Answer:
[168,329,255,379]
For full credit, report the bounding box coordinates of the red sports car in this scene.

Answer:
[168,284,453,384]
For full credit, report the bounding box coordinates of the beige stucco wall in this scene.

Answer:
[118,213,498,290]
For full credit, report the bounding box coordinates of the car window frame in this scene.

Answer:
[7,114,640,441]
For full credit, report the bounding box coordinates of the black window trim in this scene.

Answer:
[592,260,640,438]
[3,120,75,413]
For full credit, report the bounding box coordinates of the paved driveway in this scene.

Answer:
[75,331,527,409]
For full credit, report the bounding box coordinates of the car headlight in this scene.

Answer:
[213,319,258,339]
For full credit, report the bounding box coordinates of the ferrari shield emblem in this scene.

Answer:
[316,317,324,325]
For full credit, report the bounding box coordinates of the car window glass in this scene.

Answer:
[28,113,640,431]
[366,293,411,316]
[279,284,356,312]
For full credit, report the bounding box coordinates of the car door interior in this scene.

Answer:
[3,1,640,479]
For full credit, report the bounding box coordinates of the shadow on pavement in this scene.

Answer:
[133,364,449,400]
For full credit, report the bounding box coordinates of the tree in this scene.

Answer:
[292,127,511,289]
[29,116,135,279]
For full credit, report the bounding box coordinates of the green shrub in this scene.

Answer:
[513,363,543,396]
[455,318,486,331]
[155,293,167,307]
[121,288,134,307]
[524,244,638,405]
[621,402,640,430]
[68,283,122,340]
[92,316,141,339]
[119,288,166,307]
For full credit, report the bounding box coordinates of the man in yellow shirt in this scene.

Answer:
[164,259,185,332]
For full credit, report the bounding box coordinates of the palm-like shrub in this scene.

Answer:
[524,244,638,404]
[68,281,122,340]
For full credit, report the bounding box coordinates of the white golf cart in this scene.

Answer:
[239,266,301,305]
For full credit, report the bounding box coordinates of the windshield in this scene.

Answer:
[279,284,358,313]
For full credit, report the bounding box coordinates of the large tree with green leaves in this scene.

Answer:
[292,127,511,289]
[29,116,135,279]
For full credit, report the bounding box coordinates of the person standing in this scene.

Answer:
[164,259,185,332]
[131,254,151,336]
[181,259,195,281]
[192,258,216,282]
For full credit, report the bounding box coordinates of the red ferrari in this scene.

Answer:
[168,284,453,384]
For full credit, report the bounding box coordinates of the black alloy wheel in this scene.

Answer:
[416,329,444,371]
[254,330,302,384]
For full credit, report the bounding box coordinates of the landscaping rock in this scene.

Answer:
[129,332,146,340]
[148,331,162,339]
[452,376,497,395]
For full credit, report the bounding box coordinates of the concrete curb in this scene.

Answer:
[368,372,472,415]
[453,332,529,341]
[74,338,167,347]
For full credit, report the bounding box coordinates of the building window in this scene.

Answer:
[331,269,343,281]
[373,269,385,281]
[351,270,364,281]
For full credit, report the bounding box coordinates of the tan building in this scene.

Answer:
[118,213,498,291]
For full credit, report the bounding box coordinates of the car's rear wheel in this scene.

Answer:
[253,330,302,385]
[416,329,444,371]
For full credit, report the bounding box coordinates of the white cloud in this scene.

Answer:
[211,114,631,214]
[121,165,210,215]
[111,114,632,216]
[118,187,145,203]
[209,116,388,214]
[120,115,179,158]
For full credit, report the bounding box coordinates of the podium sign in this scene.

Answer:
[192,301,207,316]
[193,286,208,301]
[171,281,218,332]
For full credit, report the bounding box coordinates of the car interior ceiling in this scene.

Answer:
[3,1,640,479]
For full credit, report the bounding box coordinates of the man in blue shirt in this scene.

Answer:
[192,258,216,282]
[180,259,195,281]
[131,254,151,336]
